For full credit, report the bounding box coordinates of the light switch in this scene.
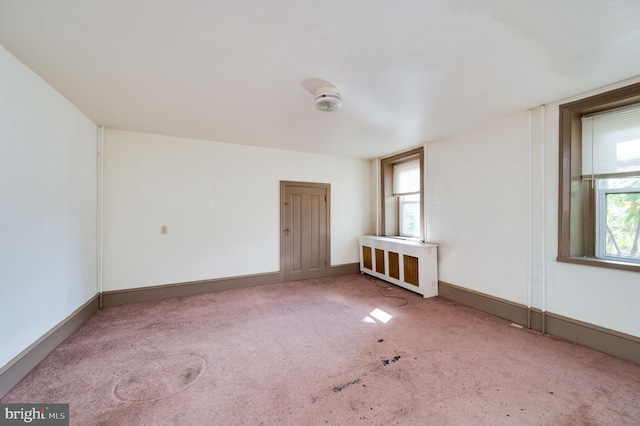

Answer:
[161,225,168,234]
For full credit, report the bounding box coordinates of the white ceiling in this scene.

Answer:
[1,1,640,159]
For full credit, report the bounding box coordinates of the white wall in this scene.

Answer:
[421,77,640,338]
[103,129,370,291]
[427,114,531,305]
[0,45,98,368]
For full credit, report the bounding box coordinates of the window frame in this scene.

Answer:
[558,81,640,272]
[380,147,424,242]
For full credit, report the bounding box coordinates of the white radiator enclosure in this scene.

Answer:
[359,236,438,298]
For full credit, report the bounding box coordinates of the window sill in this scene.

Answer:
[389,236,423,242]
[557,256,640,273]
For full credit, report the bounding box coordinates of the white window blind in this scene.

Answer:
[393,159,420,195]
[582,103,640,179]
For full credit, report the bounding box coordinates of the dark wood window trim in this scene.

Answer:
[558,82,640,272]
[380,146,425,241]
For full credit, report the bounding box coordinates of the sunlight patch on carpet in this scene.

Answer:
[369,308,392,323]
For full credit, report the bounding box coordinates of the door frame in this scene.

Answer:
[280,181,331,282]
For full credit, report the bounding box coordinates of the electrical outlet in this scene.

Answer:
[161,225,168,234]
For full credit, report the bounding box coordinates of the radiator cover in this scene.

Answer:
[359,235,438,298]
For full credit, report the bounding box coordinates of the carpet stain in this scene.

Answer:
[332,378,361,393]
[113,354,206,403]
[382,355,401,366]
[311,375,367,403]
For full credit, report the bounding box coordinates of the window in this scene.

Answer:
[380,147,424,240]
[584,104,640,264]
[394,158,421,238]
[596,178,640,263]
[558,82,640,271]
[399,194,420,238]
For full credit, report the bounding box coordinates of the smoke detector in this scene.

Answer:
[314,87,342,112]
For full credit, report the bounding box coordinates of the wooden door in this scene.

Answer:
[281,182,329,281]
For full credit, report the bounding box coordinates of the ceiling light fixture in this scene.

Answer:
[314,87,342,112]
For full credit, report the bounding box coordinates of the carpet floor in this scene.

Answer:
[2,274,640,425]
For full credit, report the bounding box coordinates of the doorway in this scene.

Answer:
[280,181,330,282]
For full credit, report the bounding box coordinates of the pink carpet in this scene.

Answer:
[3,274,640,425]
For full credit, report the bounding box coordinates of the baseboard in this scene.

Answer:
[101,271,282,308]
[438,281,640,365]
[0,295,100,399]
[529,307,544,332]
[102,265,361,307]
[438,281,530,326]
[328,263,360,276]
[545,311,640,365]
